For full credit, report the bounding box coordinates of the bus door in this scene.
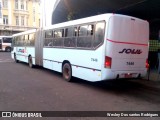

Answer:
[0,39,2,49]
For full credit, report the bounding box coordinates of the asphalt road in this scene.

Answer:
[0,52,160,119]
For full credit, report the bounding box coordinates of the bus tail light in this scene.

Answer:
[105,56,112,68]
[146,59,149,69]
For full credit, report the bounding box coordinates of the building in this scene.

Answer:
[0,0,40,36]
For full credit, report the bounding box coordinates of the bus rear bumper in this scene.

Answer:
[101,69,147,81]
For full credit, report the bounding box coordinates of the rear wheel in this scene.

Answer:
[62,63,72,82]
[5,47,11,52]
[28,56,34,68]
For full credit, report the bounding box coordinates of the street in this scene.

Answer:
[0,52,160,119]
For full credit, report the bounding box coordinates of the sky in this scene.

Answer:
[42,0,56,26]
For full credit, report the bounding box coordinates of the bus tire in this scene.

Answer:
[62,63,72,82]
[14,54,19,63]
[5,47,11,52]
[28,56,34,68]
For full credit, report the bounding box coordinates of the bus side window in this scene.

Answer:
[64,27,76,48]
[15,37,18,46]
[44,30,53,47]
[29,33,35,46]
[87,25,94,36]
[19,35,24,46]
[53,29,63,47]
[94,22,105,48]
[25,35,29,46]
[77,25,92,48]
[74,27,78,37]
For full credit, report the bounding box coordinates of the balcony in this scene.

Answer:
[13,9,29,16]
[0,24,38,32]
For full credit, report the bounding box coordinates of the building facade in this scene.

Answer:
[0,0,40,36]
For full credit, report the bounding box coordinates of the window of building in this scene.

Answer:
[26,1,28,10]
[33,7,35,22]
[0,2,2,18]
[21,16,24,26]
[15,0,18,9]
[21,0,24,10]
[16,16,19,25]
[26,17,28,26]
[3,0,8,8]
[3,15,8,25]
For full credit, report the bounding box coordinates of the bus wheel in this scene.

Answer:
[62,63,72,82]
[5,47,11,52]
[14,54,19,63]
[28,56,34,68]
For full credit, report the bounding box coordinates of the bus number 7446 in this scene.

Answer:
[91,58,98,62]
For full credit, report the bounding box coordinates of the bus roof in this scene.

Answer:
[44,13,147,30]
[0,36,12,38]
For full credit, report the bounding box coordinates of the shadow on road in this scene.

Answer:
[71,77,160,104]
[16,61,160,104]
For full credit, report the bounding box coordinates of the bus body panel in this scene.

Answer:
[35,29,44,66]
[104,15,149,79]
[43,45,105,81]
[12,47,36,65]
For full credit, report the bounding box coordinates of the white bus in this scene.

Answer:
[0,36,12,52]
[11,14,149,82]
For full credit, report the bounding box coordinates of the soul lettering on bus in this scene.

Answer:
[119,49,142,54]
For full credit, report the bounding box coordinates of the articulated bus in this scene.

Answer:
[11,14,149,82]
[0,36,12,52]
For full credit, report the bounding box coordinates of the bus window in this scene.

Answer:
[77,25,92,48]
[65,27,73,37]
[74,27,78,36]
[29,33,35,46]
[78,25,88,37]
[44,30,53,47]
[12,37,15,46]
[18,36,24,46]
[64,27,76,47]
[25,35,29,46]
[53,29,64,47]
[88,25,94,36]
[3,37,12,43]
[94,22,105,48]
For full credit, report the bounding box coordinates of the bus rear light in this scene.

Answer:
[105,56,112,68]
[146,59,149,69]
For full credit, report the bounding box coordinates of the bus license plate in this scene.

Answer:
[125,74,132,78]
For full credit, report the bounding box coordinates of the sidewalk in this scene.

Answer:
[145,69,160,81]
